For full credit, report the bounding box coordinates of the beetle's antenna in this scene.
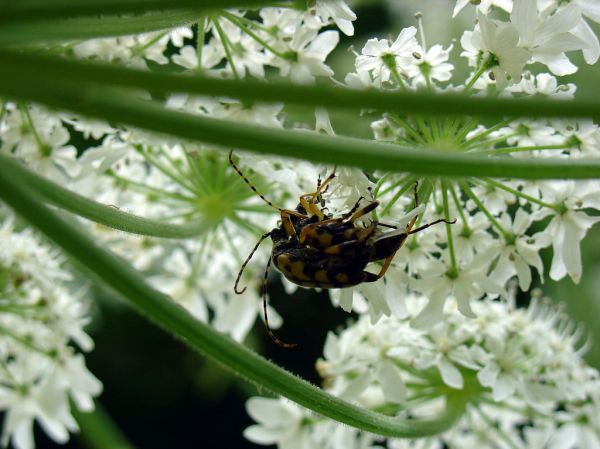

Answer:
[234,231,272,294]
[229,150,285,213]
[408,218,456,235]
[262,257,298,349]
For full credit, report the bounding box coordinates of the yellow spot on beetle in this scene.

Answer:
[325,245,341,255]
[315,270,329,282]
[289,261,310,281]
[336,273,349,283]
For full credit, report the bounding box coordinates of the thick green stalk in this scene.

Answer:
[2,50,600,121]
[0,0,288,22]
[0,155,210,238]
[0,154,466,438]
[1,72,600,180]
[0,10,200,44]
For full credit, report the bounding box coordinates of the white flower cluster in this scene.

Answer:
[333,0,600,327]
[0,218,101,449]
[1,0,600,446]
[246,294,600,449]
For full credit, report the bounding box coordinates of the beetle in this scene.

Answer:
[228,151,453,347]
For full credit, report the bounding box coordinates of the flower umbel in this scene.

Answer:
[246,295,600,449]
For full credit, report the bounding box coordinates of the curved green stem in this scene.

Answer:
[3,50,600,122]
[0,155,467,438]
[0,155,211,238]
[0,0,286,23]
[0,9,203,45]
[2,72,600,180]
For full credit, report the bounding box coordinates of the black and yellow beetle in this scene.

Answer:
[229,151,453,348]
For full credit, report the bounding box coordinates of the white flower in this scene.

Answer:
[248,296,600,449]
[538,181,600,283]
[511,0,585,76]
[411,249,507,328]
[490,209,552,290]
[467,12,531,88]
[0,222,100,449]
[244,397,313,448]
[453,0,512,17]
[356,27,421,86]
[307,0,357,36]
[275,28,339,84]
[411,44,454,87]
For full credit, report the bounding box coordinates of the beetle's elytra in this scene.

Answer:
[229,151,453,348]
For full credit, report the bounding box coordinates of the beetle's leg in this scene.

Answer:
[234,231,273,294]
[281,210,300,238]
[322,221,377,255]
[367,218,456,282]
[300,195,325,220]
[261,257,298,349]
[368,251,396,281]
[346,200,380,222]
[229,150,305,219]
[298,217,343,245]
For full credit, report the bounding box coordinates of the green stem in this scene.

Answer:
[196,16,206,72]
[473,406,521,449]
[466,132,520,151]
[441,180,458,277]
[388,114,427,145]
[72,403,136,449]
[481,177,560,211]
[464,57,492,93]
[109,173,196,203]
[134,145,198,194]
[0,9,204,45]
[19,103,47,152]
[3,50,600,122]
[3,75,600,180]
[212,18,241,79]
[378,174,408,197]
[0,155,467,439]
[448,184,470,234]
[379,175,418,217]
[0,155,211,238]
[460,180,511,240]
[131,30,167,57]
[452,117,479,146]
[463,117,515,148]
[223,11,289,60]
[474,143,571,155]
[0,0,286,23]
